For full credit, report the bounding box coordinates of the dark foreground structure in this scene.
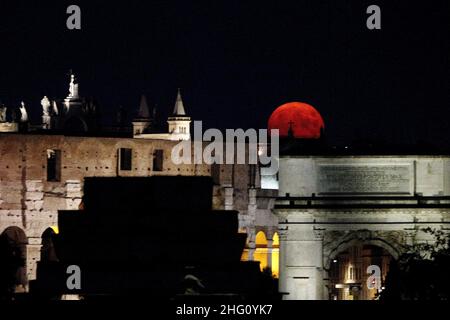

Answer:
[31,176,277,300]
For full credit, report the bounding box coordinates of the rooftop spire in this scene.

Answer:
[173,88,186,116]
[138,94,150,118]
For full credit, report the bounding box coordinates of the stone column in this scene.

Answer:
[278,226,288,298]
[224,187,234,210]
[312,227,327,300]
[247,228,256,261]
[247,188,257,214]
[66,180,83,210]
[25,180,44,212]
[279,223,325,300]
[404,228,418,247]
[248,247,255,261]
[25,237,42,289]
[246,188,257,247]
[267,239,273,270]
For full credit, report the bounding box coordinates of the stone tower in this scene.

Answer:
[167,88,191,141]
[132,94,153,135]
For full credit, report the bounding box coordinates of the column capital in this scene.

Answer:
[313,226,326,240]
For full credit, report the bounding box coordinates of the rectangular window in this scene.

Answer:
[153,149,164,171]
[47,149,61,181]
[211,164,221,184]
[119,148,132,171]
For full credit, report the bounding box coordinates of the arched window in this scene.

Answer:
[328,244,394,300]
[255,231,268,247]
[254,231,269,271]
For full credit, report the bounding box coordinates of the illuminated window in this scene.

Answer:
[47,149,61,181]
[119,148,132,171]
[254,231,269,271]
[255,231,268,247]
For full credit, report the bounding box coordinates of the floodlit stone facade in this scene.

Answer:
[0,133,278,290]
[0,73,280,291]
[275,156,450,300]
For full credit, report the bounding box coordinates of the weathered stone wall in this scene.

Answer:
[0,133,279,287]
[279,156,450,197]
[275,155,450,300]
[0,134,211,228]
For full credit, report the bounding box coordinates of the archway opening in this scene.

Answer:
[0,227,28,294]
[328,244,394,300]
[240,230,279,278]
[254,231,268,272]
[41,228,58,262]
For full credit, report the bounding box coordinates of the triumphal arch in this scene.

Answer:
[274,155,450,300]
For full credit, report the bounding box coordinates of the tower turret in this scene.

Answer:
[132,94,153,135]
[167,88,191,140]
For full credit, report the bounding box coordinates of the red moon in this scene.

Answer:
[268,102,325,139]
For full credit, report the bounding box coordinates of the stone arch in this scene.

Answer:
[1,226,28,245]
[255,230,268,246]
[266,228,278,242]
[324,230,403,270]
[254,231,269,271]
[0,226,28,289]
[245,227,256,244]
[41,227,58,262]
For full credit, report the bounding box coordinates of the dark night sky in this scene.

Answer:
[0,0,449,147]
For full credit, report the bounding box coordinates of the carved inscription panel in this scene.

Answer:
[317,164,412,195]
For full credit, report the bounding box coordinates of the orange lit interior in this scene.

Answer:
[241,231,279,278]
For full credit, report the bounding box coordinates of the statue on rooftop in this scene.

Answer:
[41,96,51,117]
[68,72,79,99]
[19,101,28,122]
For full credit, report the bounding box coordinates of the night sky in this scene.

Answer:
[0,0,449,147]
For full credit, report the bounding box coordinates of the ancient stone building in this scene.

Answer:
[0,133,278,291]
[7,73,448,300]
[0,74,279,293]
[275,155,450,300]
